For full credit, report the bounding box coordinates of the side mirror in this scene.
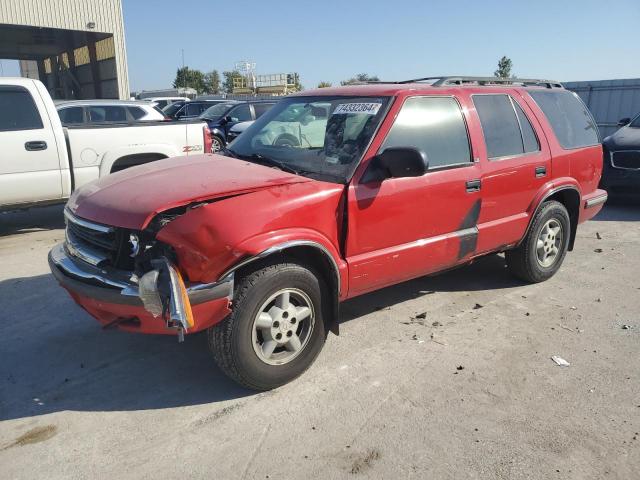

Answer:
[223,115,233,124]
[361,147,428,183]
[618,117,631,127]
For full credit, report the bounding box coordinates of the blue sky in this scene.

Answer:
[1,0,638,91]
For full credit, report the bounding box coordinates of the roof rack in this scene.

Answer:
[395,76,563,89]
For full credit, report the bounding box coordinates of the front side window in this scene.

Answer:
[228,95,391,183]
[200,103,236,120]
[381,96,471,169]
[473,94,535,159]
[0,86,43,131]
[228,104,252,122]
[529,90,599,149]
[627,113,640,128]
[185,103,201,116]
[58,106,84,125]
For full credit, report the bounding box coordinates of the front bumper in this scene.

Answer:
[49,243,233,334]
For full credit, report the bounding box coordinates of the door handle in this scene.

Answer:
[535,166,547,178]
[25,141,47,151]
[466,179,481,193]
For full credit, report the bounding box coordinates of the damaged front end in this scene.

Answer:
[48,208,233,339]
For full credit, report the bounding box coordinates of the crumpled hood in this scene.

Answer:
[67,154,310,229]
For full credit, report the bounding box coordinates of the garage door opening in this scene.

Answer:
[0,23,123,100]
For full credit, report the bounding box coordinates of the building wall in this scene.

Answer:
[0,0,129,99]
[565,79,640,139]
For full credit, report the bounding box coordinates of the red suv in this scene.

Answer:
[49,76,607,390]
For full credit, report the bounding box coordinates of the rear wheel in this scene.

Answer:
[506,201,570,283]
[208,261,328,390]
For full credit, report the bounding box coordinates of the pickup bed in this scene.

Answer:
[0,78,211,211]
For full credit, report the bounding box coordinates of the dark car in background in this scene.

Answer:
[166,100,229,121]
[601,113,640,199]
[200,100,275,152]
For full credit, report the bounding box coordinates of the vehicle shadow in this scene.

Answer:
[0,254,518,422]
[0,273,251,422]
[0,204,65,237]
[593,203,640,222]
[339,253,521,322]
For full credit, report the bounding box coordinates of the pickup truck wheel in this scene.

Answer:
[211,135,224,153]
[506,201,570,283]
[208,262,327,390]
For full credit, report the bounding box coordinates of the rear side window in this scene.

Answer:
[0,86,43,131]
[58,106,84,125]
[513,101,539,153]
[128,106,146,120]
[88,106,127,123]
[473,94,539,159]
[529,90,599,149]
[381,96,471,169]
[253,103,274,118]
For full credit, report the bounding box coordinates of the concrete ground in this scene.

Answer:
[0,204,639,479]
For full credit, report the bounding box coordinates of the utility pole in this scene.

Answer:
[181,49,185,69]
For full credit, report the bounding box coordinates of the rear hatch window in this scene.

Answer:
[529,90,599,149]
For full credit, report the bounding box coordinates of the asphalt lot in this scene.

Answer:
[1,203,639,479]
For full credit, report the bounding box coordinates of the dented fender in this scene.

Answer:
[156,180,347,293]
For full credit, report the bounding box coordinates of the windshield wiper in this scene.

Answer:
[237,153,300,175]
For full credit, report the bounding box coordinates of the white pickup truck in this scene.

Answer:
[0,78,212,211]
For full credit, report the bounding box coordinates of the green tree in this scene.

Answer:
[317,81,332,88]
[203,70,221,94]
[222,70,243,93]
[173,66,206,93]
[494,56,513,78]
[340,73,380,85]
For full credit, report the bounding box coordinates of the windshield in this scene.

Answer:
[629,114,640,128]
[227,96,391,183]
[200,103,236,120]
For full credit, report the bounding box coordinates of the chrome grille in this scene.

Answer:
[64,209,132,268]
[611,150,640,170]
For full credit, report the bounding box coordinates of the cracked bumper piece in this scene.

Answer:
[48,243,233,335]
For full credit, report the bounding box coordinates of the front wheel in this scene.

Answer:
[211,135,224,153]
[208,261,328,390]
[506,200,570,283]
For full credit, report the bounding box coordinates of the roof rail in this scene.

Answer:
[396,76,563,89]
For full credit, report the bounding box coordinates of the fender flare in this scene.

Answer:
[219,239,344,297]
[210,128,225,140]
[520,179,582,248]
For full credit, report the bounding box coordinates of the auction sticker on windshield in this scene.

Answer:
[333,103,382,115]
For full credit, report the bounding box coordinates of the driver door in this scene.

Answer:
[223,104,252,136]
[346,95,483,296]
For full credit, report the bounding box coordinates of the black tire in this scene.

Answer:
[208,261,328,390]
[506,201,571,283]
[211,135,224,153]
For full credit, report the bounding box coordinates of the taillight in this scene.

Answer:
[203,125,212,153]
